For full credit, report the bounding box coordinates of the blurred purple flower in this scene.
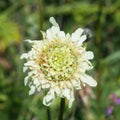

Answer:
[114,98,120,105]
[106,106,113,116]
[109,93,116,100]
[109,93,120,105]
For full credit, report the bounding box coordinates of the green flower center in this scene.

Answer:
[39,40,78,81]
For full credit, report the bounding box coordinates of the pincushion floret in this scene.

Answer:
[39,39,78,82]
[20,17,97,108]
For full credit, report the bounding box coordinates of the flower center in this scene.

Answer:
[39,40,78,81]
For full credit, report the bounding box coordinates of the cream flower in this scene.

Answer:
[20,17,97,108]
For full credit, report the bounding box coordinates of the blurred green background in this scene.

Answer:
[0,0,120,120]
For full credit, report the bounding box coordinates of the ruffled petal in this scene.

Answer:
[54,86,61,95]
[82,51,94,60]
[41,31,46,39]
[77,35,87,46]
[49,17,59,27]
[43,89,55,106]
[46,26,60,40]
[24,71,35,86]
[20,53,29,59]
[24,76,29,86]
[59,31,66,39]
[42,83,50,89]
[33,79,40,86]
[25,39,40,44]
[72,79,81,89]
[24,61,35,66]
[29,85,35,95]
[68,92,75,108]
[71,28,84,41]
[80,74,97,87]
[79,61,93,72]
[61,88,75,108]
[23,66,28,72]
[61,88,70,99]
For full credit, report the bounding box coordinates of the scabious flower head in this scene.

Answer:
[20,17,97,108]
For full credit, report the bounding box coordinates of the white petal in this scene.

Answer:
[20,53,28,59]
[79,61,93,72]
[29,85,35,95]
[24,76,29,86]
[72,79,81,89]
[25,39,39,43]
[61,89,70,100]
[61,88,75,108]
[24,61,35,66]
[54,86,61,95]
[49,17,59,27]
[66,33,71,40]
[68,93,75,108]
[40,31,46,39]
[33,79,40,86]
[80,74,97,87]
[71,28,84,41]
[25,39,33,43]
[51,26,60,35]
[59,31,65,38]
[83,51,94,60]
[32,43,43,52]
[43,95,53,106]
[46,26,60,40]
[24,71,35,86]
[23,67,28,72]
[40,79,47,84]
[77,35,87,46]
[28,71,35,76]
[65,81,72,88]
[37,86,41,92]
[42,83,50,89]
[46,28,52,40]
[43,89,55,106]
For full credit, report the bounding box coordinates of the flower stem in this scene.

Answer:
[47,107,51,120]
[58,98,65,120]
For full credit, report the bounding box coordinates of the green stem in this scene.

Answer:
[58,98,65,120]
[47,107,51,120]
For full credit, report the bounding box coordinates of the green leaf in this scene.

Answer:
[102,50,120,64]
[0,15,21,52]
